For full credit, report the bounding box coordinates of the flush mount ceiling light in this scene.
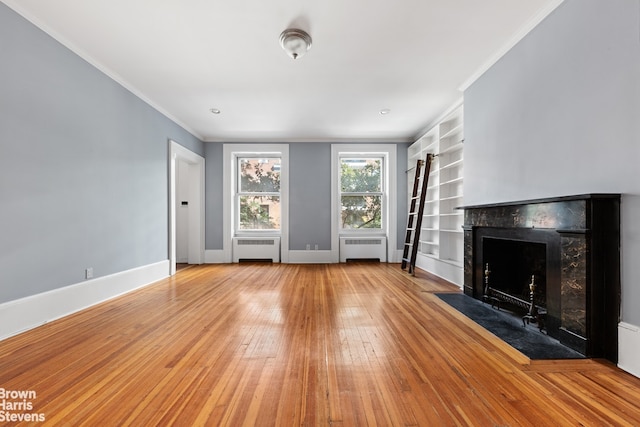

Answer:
[279,28,312,59]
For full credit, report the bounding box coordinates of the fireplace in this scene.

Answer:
[461,194,620,362]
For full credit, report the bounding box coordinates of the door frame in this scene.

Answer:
[169,140,205,275]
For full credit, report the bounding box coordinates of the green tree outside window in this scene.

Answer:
[239,158,281,230]
[340,158,382,229]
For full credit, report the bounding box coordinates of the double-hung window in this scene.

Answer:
[223,144,289,263]
[237,157,281,231]
[331,144,397,262]
[339,157,384,230]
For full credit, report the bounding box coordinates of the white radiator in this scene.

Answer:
[339,237,387,262]
[232,237,280,262]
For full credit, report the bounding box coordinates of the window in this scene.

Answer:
[237,157,281,230]
[223,144,289,263]
[340,157,383,230]
[331,144,397,262]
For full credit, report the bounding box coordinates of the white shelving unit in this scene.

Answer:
[407,104,464,286]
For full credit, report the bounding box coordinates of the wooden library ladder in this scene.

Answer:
[401,154,434,275]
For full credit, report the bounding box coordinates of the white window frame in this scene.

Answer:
[331,144,397,263]
[223,144,289,262]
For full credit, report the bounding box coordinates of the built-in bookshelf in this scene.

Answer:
[407,104,464,286]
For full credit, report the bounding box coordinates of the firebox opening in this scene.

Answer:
[482,238,547,310]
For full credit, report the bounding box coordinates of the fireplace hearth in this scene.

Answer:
[460,194,620,362]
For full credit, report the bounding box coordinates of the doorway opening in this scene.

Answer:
[169,140,205,275]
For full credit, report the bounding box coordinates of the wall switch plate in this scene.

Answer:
[85,268,93,279]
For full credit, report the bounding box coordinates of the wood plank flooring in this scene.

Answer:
[1,263,640,426]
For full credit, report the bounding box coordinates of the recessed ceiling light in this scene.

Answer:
[380,109,391,115]
[209,108,221,115]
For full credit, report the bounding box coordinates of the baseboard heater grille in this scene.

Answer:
[233,237,280,263]
[339,237,387,262]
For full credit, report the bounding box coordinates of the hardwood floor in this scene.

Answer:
[1,263,639,426]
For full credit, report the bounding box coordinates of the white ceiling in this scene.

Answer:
[2,0,563,143]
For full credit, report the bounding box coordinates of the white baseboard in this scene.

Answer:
[390,249,403,264]
[0,260,169,341]
[287,250,334,264]
[414,254,464,287]
[205,249,226,263]
[207,249,336,264]
[289,250,401,264]
[618,322,640,378]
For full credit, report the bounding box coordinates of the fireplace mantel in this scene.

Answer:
[460,194,620,361]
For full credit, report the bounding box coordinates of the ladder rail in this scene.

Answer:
[401,159,423,269]
[402,159,424,270]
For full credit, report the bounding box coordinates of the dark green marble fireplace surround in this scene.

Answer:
[461,194,620,362]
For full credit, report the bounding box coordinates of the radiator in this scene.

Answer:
[339,237,387,262]
[232,237,280,262]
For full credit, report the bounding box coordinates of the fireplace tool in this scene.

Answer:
[482,263,500,308]
[522,275,545,331]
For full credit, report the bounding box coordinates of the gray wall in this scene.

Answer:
[0,3,203,304]
[289,144,332,250]
[464,0,640,324]
[204,142,224,249]
[0,0,412,309]
[205,142,409,251]
[395,142,409,250]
